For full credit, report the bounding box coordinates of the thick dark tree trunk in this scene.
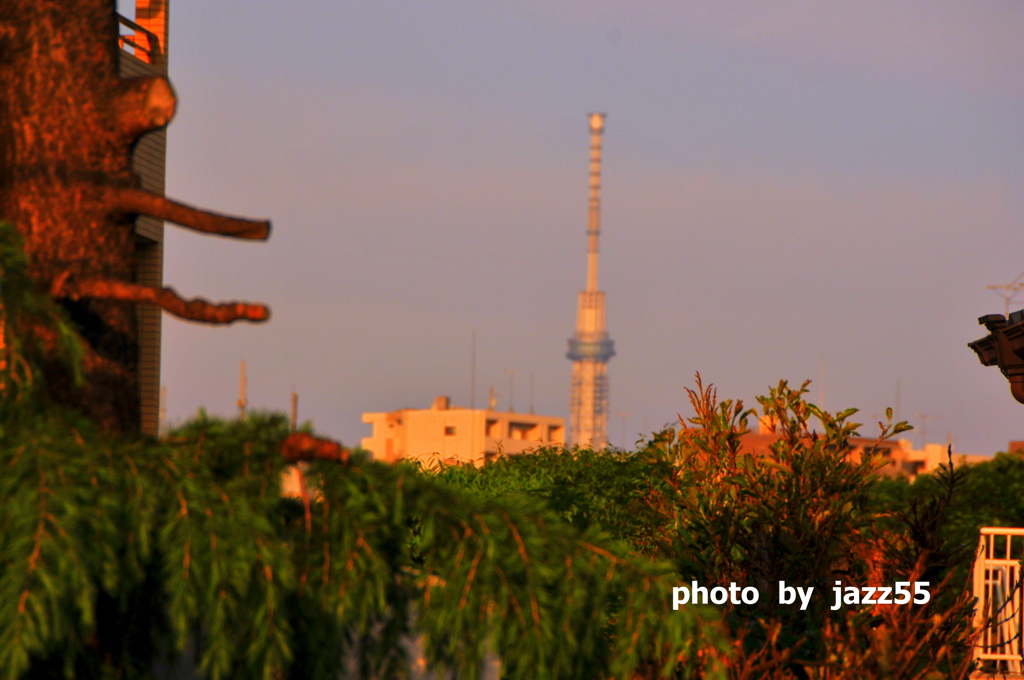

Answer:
[0,0,269,430]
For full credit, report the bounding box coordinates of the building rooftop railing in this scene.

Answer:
[117,14,162,69]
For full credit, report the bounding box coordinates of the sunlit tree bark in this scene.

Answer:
[0,0,269,429]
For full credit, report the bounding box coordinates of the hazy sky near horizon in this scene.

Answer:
[137,1,1024,453]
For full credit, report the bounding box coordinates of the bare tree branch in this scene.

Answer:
[113,76,176,140]
[281,432,349,464]
[65,279,269,324]
[108,188,271,240]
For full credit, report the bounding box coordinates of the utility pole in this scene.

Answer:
[238,360,248,420]
[290,388,298,431]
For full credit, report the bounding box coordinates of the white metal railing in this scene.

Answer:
[973,527,1024,673]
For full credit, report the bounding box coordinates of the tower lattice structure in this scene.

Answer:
[568,113,615,449]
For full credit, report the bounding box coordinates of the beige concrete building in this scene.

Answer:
[362,396,565,466]
[119,2,167,435]
[885,440,990,480]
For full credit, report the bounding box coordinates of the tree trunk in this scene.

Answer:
[0,0,269,431]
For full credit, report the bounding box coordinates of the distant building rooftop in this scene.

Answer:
[741,418,989,480]
[362,396,565,466]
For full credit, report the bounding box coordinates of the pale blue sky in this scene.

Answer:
[136,1,1024,453]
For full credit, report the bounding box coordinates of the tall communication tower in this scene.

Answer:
[567,113,615,449]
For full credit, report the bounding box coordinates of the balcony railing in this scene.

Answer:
[117,14,162,68]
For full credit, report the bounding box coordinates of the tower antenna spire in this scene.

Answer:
[567,113,615,449]
[586,112,604,293]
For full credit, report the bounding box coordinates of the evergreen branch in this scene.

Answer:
[500,511,541,631]
[0,222,85,397]
[1,406,725,679]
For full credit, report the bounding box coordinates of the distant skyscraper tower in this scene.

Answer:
[567,113,615,449]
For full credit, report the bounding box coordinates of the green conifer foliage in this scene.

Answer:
[0,402,723,679]
[0,223,84,399]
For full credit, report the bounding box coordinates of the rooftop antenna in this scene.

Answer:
[988,269,1024,317]
[914,413,940,448]
[504,368,515,412]
[238,360,248,420]
[529,372,534,414]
